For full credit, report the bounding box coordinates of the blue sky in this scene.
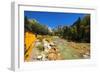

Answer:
[24,11,87,28]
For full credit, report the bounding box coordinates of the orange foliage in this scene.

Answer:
[24,32,37,61]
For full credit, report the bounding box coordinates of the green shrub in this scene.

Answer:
[37,44,44,52]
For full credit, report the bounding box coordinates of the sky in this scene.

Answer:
[24,11,87,28]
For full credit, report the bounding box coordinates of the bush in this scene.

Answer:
[37,44,44,52]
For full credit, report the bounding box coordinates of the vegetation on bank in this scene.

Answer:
[54,15,90,43]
